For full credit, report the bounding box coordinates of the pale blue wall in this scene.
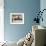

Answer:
[4,0,40,42]
[40,0,46,27]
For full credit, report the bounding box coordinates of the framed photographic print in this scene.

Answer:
[10,13,24,24]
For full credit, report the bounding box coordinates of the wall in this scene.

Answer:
[40,0,46,27]
[4,0,40,42]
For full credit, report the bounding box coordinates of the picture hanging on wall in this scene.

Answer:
[10,13,24,24]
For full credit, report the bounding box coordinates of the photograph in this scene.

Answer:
[10,13,24,24]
